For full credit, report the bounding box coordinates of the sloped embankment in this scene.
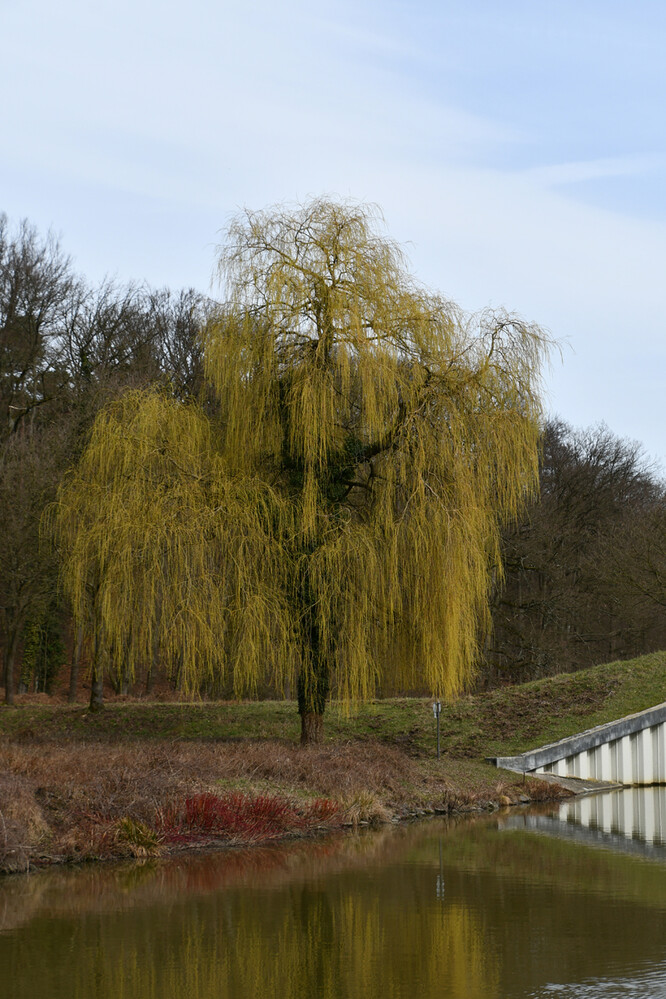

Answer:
[3,650,665,873]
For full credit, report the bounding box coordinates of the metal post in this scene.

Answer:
[432,701,441,759]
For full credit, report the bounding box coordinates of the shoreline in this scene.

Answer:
[1,732,572,875]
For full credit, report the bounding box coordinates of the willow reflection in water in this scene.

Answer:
[2,793,666,999]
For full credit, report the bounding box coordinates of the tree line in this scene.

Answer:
[0,212,214,705]
[1,204,665,730]
[489,419,666,685]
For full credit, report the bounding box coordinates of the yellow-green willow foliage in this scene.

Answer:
[49,391,296,697]
[51,198,550,720]
[206,199,550,708]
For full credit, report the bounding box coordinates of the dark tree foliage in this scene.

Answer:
[485,419,666,686]
[19,598,66,695]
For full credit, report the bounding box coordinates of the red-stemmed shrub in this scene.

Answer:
[156,792,340,845]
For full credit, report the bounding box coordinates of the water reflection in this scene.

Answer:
[2,792,666,999]
[503,786,666,861]
[535,966,666,998]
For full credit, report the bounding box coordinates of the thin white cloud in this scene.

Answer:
[521,155,666,188]
[2,0,665,465]
[310,16,422,61]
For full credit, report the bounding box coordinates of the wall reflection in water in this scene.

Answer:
[503,786,666,860]
[3,794,666,999]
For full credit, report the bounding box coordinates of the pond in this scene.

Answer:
[2,787,666,998]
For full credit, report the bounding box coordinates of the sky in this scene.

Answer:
[2,0,665,469]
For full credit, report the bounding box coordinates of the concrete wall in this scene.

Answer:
[490,702,666,785]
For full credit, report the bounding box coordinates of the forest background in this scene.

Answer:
[2,208,666,710]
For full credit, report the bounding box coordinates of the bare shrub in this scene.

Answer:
[0,772,49,872]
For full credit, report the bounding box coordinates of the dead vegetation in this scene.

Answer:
[0,771,50,872]
[0,736,569,874]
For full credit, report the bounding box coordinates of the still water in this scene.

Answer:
[2,787,666,999]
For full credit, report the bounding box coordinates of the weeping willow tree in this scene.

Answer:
[49,391,294,710]
[51,198,550,739]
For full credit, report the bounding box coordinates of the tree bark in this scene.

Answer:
[88,634,104,711]
[300,710,324,744]
[3,630,19,706]
[296,548,330,744]
[145,622,160,696]
[297,653,329,745]
[89,670,104,711]
[68,625,83,704]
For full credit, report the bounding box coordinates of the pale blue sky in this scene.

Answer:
[2,0,665,468]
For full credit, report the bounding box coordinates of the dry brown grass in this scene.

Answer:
[215,740,418,798]
[0,771,50,872]
[0,736,570,873]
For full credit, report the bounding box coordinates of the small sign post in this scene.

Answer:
[432,701,442,759]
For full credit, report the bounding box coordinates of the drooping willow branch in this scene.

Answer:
[50,198,553,710]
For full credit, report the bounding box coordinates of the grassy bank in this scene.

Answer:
[2,650,665,873]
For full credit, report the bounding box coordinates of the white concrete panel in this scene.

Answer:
[610,738,620,782]
[631,732,640,784]
[640,728,653,783]
[654,723,666,781]
[622,735,633,785]
[577,750,589,779]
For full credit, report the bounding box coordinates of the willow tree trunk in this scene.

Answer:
[88,633,104,711]
[297,611,330,745]
[89,667,104,711]
[145,604,161,696]
[294,550,330,744]
[299,706,324,744]
[68,624,83,704]
[297,670,328,743]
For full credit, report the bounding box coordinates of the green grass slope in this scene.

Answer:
[2,650,665,761]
